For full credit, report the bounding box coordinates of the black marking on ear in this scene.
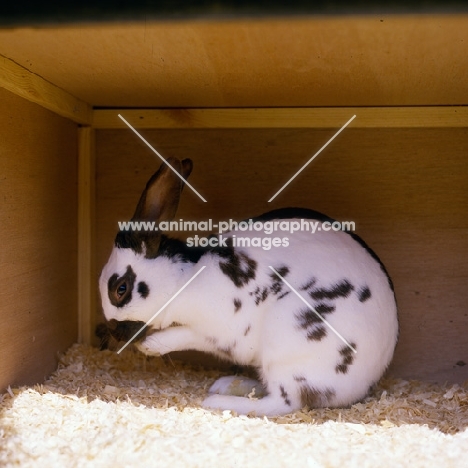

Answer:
[137,281,150,299]
[279,385,292,406]
[108,265,136,308]
[250,286,269,305]
[358,286,371,302]
[335,343,357,374]
[234,298,242,313]
[218,241,257,288]
[309,280,354,301]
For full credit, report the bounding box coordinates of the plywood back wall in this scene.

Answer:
[0,88,78,391]
[95,127,468,384]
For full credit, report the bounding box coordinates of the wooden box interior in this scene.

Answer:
[0,13,467,390]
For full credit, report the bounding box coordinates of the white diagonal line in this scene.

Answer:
[117,266,206,354]
[118,114,207,203]
[268,266,357,354]
[268,114,356,202]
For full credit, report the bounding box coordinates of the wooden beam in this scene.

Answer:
[77,127,96,345]
[92,107,468,129]
[0,54,92,125]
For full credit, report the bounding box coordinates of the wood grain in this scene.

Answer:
[78,127,96,345]
[0,15,467,108]
[93,107,468,129]
[0,54,92,125]
[95,126,468,383]
[0,88,78,391]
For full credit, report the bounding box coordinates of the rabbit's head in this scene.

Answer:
[99,157,193,325]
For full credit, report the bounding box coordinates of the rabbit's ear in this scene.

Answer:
[132,157,193,222]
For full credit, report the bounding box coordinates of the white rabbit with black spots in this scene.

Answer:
[99,157,398,416]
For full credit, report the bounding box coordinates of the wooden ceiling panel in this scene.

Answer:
[0,14,467,107]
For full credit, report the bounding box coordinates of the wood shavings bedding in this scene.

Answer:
[1,344,467,468]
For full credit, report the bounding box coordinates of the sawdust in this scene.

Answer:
[1,344,467,467]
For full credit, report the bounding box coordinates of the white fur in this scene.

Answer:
[100,225,398,417]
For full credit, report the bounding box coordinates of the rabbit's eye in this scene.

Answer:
[108,266,136,308]
[117,282,127,297]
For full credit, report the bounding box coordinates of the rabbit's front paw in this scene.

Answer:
[134,334,163,356]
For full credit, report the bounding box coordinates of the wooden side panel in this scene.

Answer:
[95,126,468,383]
[0,88,78,391]
[77,127,96,345]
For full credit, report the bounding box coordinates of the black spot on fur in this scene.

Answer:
[218,242,257,288]
[107,265,136,308]
[335,343,357,374]
[296,304,335,342]
[299,385,336,408]
[335,364,348,374]
[293,375,307,383]
[358,286,371,302]
[244,324,251,336]
[115,230,206,262]
[307,325,327,341]
[279,385,292,406]
[137,281,149,299]
[249,286,269,305]
[158,235,207,263]
[297,308,322,329]
[269,265,290,297]
[277,291,290,299]
[234,298,242,313]
[300,278,317,291]
[315,303,335,314]
[115,230,161,259]
[309,280,354,301]
[296,303,335,330]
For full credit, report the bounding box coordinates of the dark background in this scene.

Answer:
[1,1,468,26]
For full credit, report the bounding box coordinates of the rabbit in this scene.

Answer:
[99,156,399,416]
